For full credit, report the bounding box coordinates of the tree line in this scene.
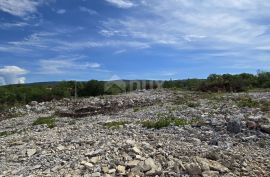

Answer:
[163,71,270,92]
[1,71,270,112]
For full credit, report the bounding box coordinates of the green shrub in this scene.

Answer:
[187,102,200,108]
[33,116,56,128]
[237,97,270,112]
[0,131,15,137]
[141,117,196,129]
[237,97,259,108]
[133,107,140,112]
[260,100,270,112]
[104,121,128,129]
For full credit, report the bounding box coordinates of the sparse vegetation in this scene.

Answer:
[0,131,16,137]
[237,97,259,108]
[187,102,200,108]
[141,117,199,129]
[104,121,128,129]
[33,116,56,128]
[236,97,270,112]
[258,139,268,148]
[133,107,140,112]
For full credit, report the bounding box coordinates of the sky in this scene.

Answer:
[1,0,270,85]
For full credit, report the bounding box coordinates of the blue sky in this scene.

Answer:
[0,0,270,84]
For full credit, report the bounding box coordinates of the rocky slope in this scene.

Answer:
[0,89,270,177]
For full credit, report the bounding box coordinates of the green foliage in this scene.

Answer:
[237,97,259,108]
[33,116,56,128]
[187,102,200,108]
[104,121,128,129]
[237,97,270,112]
[141,117,197,129]
[133,107,140,112]
[78,80,105,97]
[258,139,267,148]
[164,72,270,93]
[257,70,270,88]
[163,79,204,91]
[0,131,16,137]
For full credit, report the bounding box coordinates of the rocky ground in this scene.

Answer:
[0,89,270,177]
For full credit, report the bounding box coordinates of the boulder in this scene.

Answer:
[185,163,202,175]
[246,121,257,129]
[227,118,242,133]
[260,125,270,134]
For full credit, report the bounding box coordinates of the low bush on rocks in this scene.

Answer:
[0,131,16,137]
[133,107,140,112]
[104,121,128,129]
[237,97,259,108]
[187,102,200,108]
[141,117,198,129]
[33,116,56,128]
[237,97,270,112]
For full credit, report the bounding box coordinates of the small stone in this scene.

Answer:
[202,171,219,177]
[90,156,100,164]
[126,139,136,145]
[108,169,116,174]
[26,149,36,157]
[102,166,109,173]
[246,121,257,129]
[81,161,94,168]
[117,165,126,174]
[91,172,101,177]
[57,145,65,151]
[85,149,103,157]
[139,158,160,172]
[103,174,112,177]
[126,160,140,167]
[132,147,141,154]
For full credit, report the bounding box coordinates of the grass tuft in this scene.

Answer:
[33,116,56,128]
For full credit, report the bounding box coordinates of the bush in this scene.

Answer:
[0,131,16,137]
[141,117,195,129]
[104,121,128,129]
[33,116,56,128]
[237,97,270,112]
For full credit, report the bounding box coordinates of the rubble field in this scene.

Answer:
[0,89,270,177]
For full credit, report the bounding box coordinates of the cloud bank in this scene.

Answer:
[105,0,135,8]
[0,66,27,85]
[0,0,45,17]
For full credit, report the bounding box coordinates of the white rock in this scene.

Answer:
[81,161,94,168]
[26,149,36,157]
[117,165,126,174]
[132,146,141,154]
[57,145,65,151]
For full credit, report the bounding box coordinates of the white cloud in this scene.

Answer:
[0,22,29,29]
[100,0,270,52]
[38,56,101,74]
[53,40,150,51]
[105,0,135,8]
[56,9,66,14]
[79,6,97,15]
[109,74,121,81]
[0,66,28,85]
[114,49,126,54]
[0,0,44,17]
